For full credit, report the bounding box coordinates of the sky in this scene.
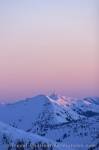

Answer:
[0,0,98,102]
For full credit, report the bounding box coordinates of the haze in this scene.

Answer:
[0,0,98,102]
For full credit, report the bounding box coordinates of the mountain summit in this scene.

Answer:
[0,94,99,150]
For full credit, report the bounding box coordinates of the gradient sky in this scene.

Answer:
[0,0,98,102]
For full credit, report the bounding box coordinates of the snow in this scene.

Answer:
[0,94,99,150]
[0,121,60,150]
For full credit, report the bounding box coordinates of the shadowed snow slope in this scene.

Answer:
[0,95,99,131]
[0,121,60,150]
[0,94,99,150]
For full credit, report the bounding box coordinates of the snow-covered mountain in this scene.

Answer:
[0,121,60,150]
[0,95,98,131]
[0,94,99,150]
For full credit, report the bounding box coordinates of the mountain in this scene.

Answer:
[0,121,60,150]
[0,95,80,131]
[0,94,99,150]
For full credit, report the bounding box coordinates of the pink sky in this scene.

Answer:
[0,0,98,101]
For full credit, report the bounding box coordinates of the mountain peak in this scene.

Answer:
[49,92,59,100]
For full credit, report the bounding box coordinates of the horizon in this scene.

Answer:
[0,0,98,102]
[0,92,99,104]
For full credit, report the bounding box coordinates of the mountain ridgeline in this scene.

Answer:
[0,94,99,150]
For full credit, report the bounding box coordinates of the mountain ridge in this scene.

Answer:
[0,94,99,150]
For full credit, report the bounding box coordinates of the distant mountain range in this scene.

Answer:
[0,94,99,150]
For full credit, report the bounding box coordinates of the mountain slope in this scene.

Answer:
[0,95,99,132]
[0,94,99,150]
[0,121,59,150]
[0,95,54,130]
[0,95,80,131]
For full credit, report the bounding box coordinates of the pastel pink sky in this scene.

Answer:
[0,0,98,101]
